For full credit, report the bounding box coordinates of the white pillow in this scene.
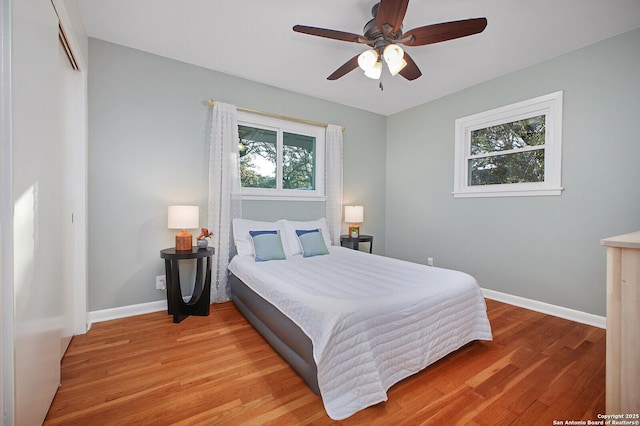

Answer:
[232,219,288,257]
[281,218,332,256]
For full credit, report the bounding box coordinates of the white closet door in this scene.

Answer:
[59,35,76,359]
[11,0,70,423]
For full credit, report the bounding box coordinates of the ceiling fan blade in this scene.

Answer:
[402,18,488,46]
[376,0,409,35]
[399,52,422,81]
[327,55,360,80]
[293,25,366,43]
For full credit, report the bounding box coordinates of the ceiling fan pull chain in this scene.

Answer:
[379,61,384,91]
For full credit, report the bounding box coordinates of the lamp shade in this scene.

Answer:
[344,205,364,223]
[383,44,407,76]
[358,49,382,80]
[383,44,404,65]
[386,57,407,76]
[357,49,378,71]
[167,205,199,229]
[363,61,382,79]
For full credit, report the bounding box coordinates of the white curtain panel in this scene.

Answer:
[208,102,242,302]
[325,124,344,245]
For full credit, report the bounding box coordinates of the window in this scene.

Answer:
[454,91,563,198]
[237,111,325,200]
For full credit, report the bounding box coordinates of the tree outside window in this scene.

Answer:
[237,112,325,200]
[454,91,563,198]
[469,115,546,186]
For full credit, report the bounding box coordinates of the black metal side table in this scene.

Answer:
[160,246,214,323]
[340,235,374,253]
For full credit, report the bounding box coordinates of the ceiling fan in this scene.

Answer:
[293,0,487,87]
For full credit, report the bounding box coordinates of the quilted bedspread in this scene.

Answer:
[228,246,492,420]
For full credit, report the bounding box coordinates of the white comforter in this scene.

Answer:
[228,247,492,420]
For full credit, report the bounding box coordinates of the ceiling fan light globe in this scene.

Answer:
[364,61,382,79]
[383,44,404,65]
[357,49,379,72]
[388,58,408,76]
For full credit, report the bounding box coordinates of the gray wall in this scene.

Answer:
[385,28,640,316]
[88,39,386,311]
[89,29,639,316]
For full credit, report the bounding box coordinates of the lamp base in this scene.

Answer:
[349,224,360,238]
[176,230,192,251]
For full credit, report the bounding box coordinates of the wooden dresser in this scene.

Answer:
[601,231,640,414]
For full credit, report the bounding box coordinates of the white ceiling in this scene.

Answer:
[78,0,640,116]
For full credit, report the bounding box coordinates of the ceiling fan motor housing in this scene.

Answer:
[364,3,403,54]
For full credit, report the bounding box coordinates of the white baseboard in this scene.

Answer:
[88,289,606,331]
[481,288,606,329]
[89,300,167,328]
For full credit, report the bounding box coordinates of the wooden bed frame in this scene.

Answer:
[229,273,320,394]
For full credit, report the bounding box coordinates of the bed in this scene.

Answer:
[228,218,493,420]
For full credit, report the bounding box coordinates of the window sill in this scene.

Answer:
[241,193,326,202]
[453,187,563,198]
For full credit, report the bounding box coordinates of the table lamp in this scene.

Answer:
[344,205,364,238]
[168,205,199,251]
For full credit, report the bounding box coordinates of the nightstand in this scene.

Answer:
[160,246,214,323]
[340,234,373,253]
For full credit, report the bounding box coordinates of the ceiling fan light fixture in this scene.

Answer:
[357,49,379,72]
[383,44,404,64]
[383,44,407,76]
[387,57,407,76]
[363,61,382,79]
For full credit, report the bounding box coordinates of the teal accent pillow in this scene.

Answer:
[296,229,329,258]
[249,230,286,262]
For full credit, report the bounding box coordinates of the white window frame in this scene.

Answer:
[237,110,325,201]
[453,91,563,198]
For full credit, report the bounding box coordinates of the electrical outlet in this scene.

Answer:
[427,257,434,267]
[155,275,166,290]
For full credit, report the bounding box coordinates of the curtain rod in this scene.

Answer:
[208,99,344,131]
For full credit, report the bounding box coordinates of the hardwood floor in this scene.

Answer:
[44,299,605,425]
